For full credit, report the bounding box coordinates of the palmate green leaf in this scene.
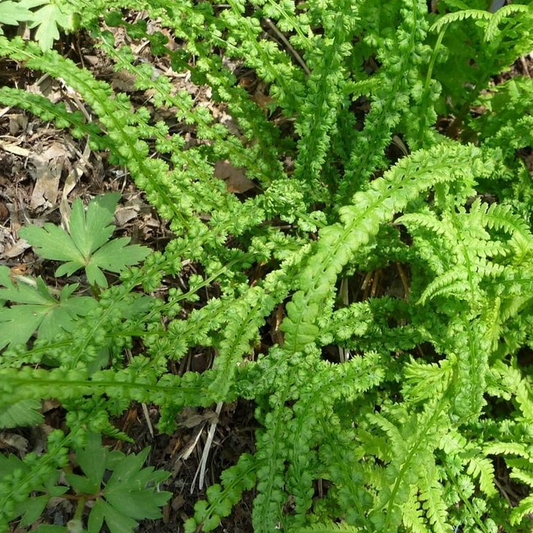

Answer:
[90,238,151,274]
[0,0,79,48]
[20,193,150,288]
[18,0,74,51]
[67,435,171,533]
[69,192,119,257]
[0,266,96,349]
[0,1,32,28]
[90,500,138,533]
[76,433,108,488]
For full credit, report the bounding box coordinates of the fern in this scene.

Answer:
[430,9,492,34]
[184,453,257,532]
[484,4,530,42]
[2,1,533,532]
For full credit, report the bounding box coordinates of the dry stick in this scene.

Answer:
[520,56,531,77]
[370,269,381,298]
[180,424,206,463]
[125,348,155,437]
[263,17,311,76]
[396,262,410,298]
[338,278,351,363]
[193,402,224,491]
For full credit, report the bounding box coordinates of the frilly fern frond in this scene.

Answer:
[0,363,220,410]
[282,143,492,354]
[0,87,112,153]
[293,0,357,201]
[184,453,257,533]
[339,0,431,196]
[3,1,533,531]
[484,4,530,42]
[430,9,492,34]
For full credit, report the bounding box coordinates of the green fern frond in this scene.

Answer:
[430,9,492,34]
[466,456,497,498]
[419,471,451,533]
[485,4,530,42]
[510,494,533,526]
[403,487,430,533]
[184,454,257,533]
[0,87,112,153]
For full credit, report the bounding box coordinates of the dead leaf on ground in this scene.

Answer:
[2,239,30,259]
[9,115,28,136]
[179,410,218,429]
[0,225,19,259]
[0,432,28,453]
[171,494,186,512]
[112,69,138,93]
[26,75,54,99]
[115,195,146,227]
[0,142,30,157]
[42,400,61,413]
[59,139,92,223]
[30,142,70,210]
[0,200,8,222]
[214,160,255,194]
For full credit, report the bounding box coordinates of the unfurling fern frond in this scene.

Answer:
[485,4,530,42]
[430,10,492,34]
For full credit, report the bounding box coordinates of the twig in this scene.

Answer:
[263,18,311,76]
[192,402,223,491]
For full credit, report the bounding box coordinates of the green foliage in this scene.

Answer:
[1,1,533,532]
[0,265,96,348]
[0,1,32,30]
[0,0,78,50]
[184,453,257,532]
[22,0,77,50]
[20,193,150,287]
[69,433,171,533]
[0,399,43,428]
[0,432,170,533]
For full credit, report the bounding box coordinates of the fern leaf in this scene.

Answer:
[510,494,533,526]
[484,442,532,460]
[0,399,43,428]
[417,267,469,305]
[509,467,533,489]
[0,87,111,152]
[184,454,257,533]
[420,470,452,533]
[430,9,492,34]
[283,143,491,353]
[466,456,497,497]
[208,287,277,399]
[252,399,291,533]
[402,487,430,533]
[485,4,529,42]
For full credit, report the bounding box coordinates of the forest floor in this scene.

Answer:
[0,20,264,533]
[1,14,533,533]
